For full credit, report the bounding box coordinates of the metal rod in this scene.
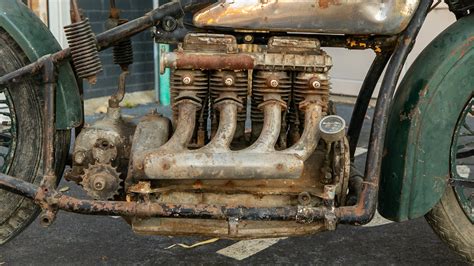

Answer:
[40,58,57,188]
[0,172,320,221]
[348,51,393,160]
[337,0,434,224]
[70,0,82,24]
[109,71,129,108]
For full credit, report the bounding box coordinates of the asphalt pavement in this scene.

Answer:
[0,103,469,265]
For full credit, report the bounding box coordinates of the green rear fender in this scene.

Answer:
[379,14,474,221]
[0,0,82,129]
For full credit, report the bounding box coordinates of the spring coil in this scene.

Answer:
[113,21,134,67]
[64,19,103,82]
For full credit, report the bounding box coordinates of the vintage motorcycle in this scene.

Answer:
[0,0,472,261]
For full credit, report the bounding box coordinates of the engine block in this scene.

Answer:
[129,34,349,237]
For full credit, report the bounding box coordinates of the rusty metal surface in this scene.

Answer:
[133,218,326,239]
[64,17,103,84]
[193,0,420,35]
[109,71,129,108]
[161,53,255,74]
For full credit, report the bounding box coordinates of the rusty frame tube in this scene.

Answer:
[0,0,216,85]
[347,51,393,160]
[40,58,57,188]
[336,0,433,224]
[0,172,328,221]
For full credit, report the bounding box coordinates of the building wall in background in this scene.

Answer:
[329,4,456,97]
[76,0,154,99]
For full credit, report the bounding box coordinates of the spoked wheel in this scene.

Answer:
[426,96,474,262]
[0,30,70,244]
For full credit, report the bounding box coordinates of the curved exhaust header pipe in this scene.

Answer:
[143,92,324,180]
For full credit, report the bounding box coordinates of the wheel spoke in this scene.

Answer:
[452,97,474,223]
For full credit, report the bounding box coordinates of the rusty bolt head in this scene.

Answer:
[182,76,192,85]
[298,192,312,206]
[312,80,321,89]
[269,79,279,88]
[224,76,234,86]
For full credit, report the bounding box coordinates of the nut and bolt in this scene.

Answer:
[269,79,279,88]
[182,76,192,85]
[224,76,234,86]
[312,80,321,89]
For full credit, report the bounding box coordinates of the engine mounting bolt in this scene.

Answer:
[224,77,234,86]
[182,76,192,85]
[312,80,321,89]
[269,79,279,88]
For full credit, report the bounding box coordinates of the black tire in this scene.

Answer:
[426,187,474,262]
[0,30,70,244]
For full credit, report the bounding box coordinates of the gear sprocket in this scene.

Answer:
[81,163,122,200]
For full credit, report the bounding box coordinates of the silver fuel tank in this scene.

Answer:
[193,0,421,35]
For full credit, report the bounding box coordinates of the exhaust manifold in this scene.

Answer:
[142,72,324,180]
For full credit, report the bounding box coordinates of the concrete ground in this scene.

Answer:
[0,102,469,265]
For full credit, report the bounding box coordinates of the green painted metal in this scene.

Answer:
[0,0,83,129]
[379,14,474,222]
[159,44,171,106]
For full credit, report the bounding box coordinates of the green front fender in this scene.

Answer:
[379,14,474,221]
[0,0,82,129]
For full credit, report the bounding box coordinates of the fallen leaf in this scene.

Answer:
[165,238,219,250]
[59,186,70,192]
